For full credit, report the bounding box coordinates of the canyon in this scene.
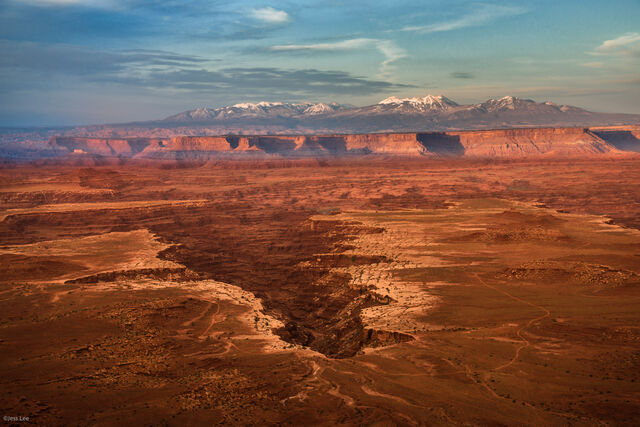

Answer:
[1,155,640,425]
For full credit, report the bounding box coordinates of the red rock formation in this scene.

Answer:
[343,133,426,155]
[49,137,158,156]
[234,137,262,152]
[43,128,631,160]
[163,136,233,151]
[438,128,617,157]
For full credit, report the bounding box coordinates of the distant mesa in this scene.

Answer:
[31,127,639,162]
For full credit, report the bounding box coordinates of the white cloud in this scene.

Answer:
[375,40,406,78]
[272,38,377,52]
[248,7,291,24]
[593,32,640,56]
[271,38,406,80]
[398,4,527,33]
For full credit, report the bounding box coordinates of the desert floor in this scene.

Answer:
[1,158,639,425]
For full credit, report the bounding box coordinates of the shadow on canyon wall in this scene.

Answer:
[417,133,465,156]
[593,130,640,152]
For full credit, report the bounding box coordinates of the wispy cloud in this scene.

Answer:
[0,40,410,98]
[271,38,406,79]
[397,3,527,33]
[593,32,640,56]
[248,7,291,25]
[102,67,413,98]
[272,38,376,52]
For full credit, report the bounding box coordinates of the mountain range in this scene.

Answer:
[2,94,640,162]
[147,95,640,134]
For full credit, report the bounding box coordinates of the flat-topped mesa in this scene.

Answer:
[49,136,157,156]
[137,135,307,159]
[289,134,425,156]
[430,127,618,157]
[40,127,634,160]
[342,133,426,155]
[137,136,235,159]
[146,136,234,152]
[136,134,426,157]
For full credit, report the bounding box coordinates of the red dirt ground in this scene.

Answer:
[1,158,639,425]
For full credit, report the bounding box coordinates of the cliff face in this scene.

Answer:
[50,137,159,156]
[137,136,234,159]
[133,134,428,157]
[42,128,633,160]
[591,127,640,153]
[343,134,426,155]
[435,128,616,157]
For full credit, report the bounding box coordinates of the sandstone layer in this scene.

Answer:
[36,127,637,161]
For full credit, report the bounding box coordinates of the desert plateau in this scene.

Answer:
[1,127,640,424]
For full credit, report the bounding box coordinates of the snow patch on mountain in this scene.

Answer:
[378,94,459,110]
[303,103,343,115]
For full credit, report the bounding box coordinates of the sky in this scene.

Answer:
[1,0,639,126]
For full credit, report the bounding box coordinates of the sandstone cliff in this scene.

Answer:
[440,128,616,157]
[40,127,636,160]
[49,137,160,157]
[591,126,640,153]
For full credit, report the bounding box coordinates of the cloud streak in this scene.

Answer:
[271,38,406,79]
[593,32,640,57]
[110,67,412,96]
[398,3,527,33]
[0,41,410,98]
[0,41,208,78]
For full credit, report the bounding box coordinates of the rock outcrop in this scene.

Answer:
[50,137,160,157]
[441,127,615,157]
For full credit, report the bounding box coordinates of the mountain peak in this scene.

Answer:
[478,96,536,112]
[231,101,285,109]
[378,94,458,110]
[303,103,343,115]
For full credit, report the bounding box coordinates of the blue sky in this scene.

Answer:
[1,0,639,126]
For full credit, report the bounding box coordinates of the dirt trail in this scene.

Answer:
[473,273,551,371]
[307,360,356,407]
[199,301,221,339]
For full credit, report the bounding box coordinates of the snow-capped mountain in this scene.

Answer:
[158,94,639,133]
[378,95,459,111]
[303,102,344,115]
[165,102,346,122]
[478,96,535,112]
